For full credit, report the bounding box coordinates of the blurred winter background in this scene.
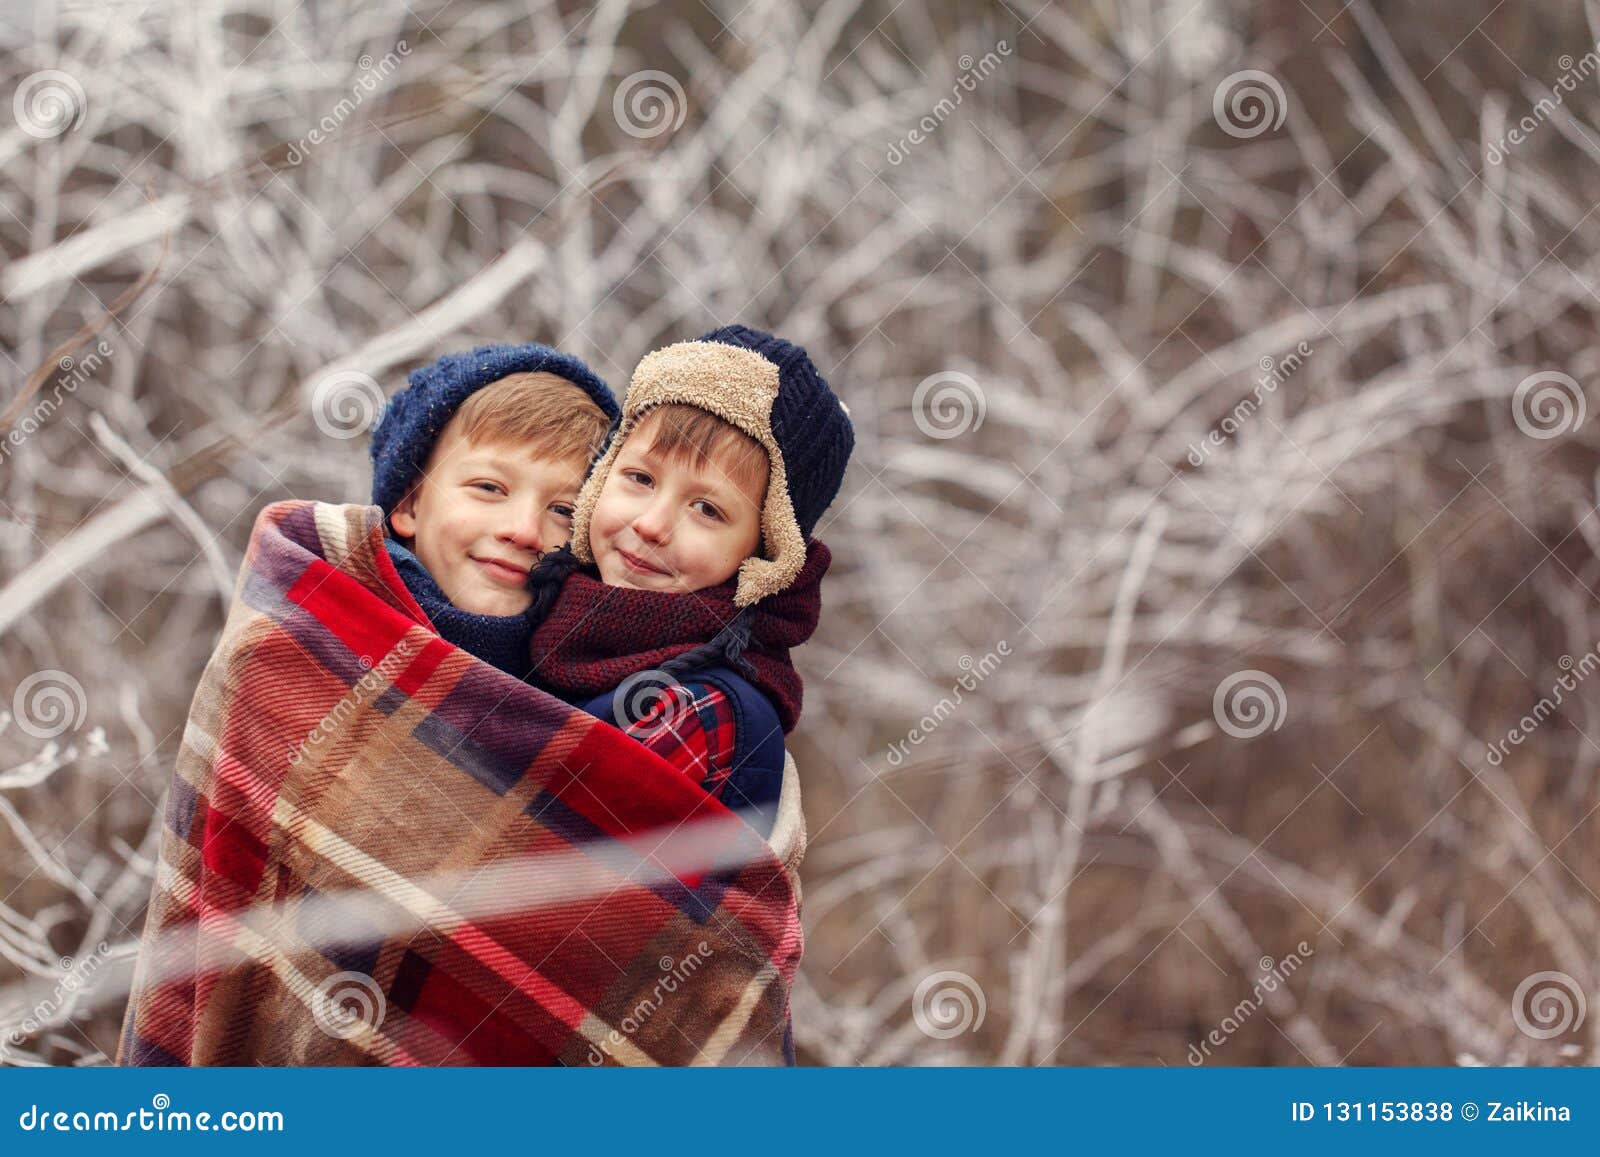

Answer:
[5,0,1600,1066]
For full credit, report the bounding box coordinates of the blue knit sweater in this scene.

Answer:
[383,539,535,678]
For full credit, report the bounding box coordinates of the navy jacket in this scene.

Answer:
[568,664,788,839]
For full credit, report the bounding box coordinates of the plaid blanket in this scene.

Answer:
[115,500,806,1066]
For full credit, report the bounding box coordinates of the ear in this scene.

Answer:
[389,484,420,538]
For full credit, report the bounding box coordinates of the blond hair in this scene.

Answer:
[448,371,611,464]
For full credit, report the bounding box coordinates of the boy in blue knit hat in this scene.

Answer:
[368,343,619,677]
[524,325,853,833]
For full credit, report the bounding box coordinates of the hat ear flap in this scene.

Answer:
[733,451,807,607]
[568,417,630,564]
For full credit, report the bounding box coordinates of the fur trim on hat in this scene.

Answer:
[569,340,809,608]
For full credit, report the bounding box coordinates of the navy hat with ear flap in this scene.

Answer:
[369,342,619,517]
[697,324,854,542]
[566,325,854,608]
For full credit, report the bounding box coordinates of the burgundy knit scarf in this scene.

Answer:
[528,540,832,733]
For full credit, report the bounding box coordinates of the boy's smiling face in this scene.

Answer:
[389,419,588,616]
[589,408,767,594]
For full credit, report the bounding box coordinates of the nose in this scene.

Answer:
[497,502,545,555]
[630,497,674,546]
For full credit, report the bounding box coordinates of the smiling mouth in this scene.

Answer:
[617,548,670,577]
[472,556,530,585]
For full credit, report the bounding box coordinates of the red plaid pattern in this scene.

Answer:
[115,501,806,1067]
[626,683,739,798]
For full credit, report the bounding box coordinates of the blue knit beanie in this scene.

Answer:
[369,342,620,515]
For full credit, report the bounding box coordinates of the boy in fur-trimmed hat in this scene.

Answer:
[525,325,854,834]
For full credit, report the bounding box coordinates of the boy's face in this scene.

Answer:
[589,411,766,594]
[389,419,588,616]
